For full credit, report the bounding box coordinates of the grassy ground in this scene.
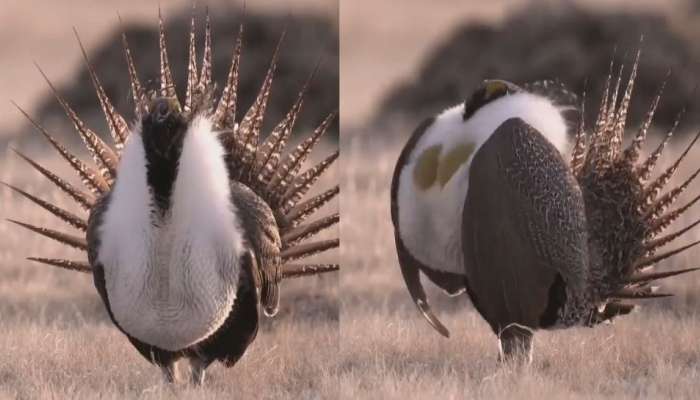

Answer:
[339,129,700,400]
[0,147,339,399]
[6,124,700,400]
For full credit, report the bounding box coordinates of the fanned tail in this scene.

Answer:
[6,9,338,285]
[216,26,338,276]
[574,49,699,321]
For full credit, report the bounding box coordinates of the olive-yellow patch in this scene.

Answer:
[413,145,442,190]
[484,80,508,100]
[437,142,476,187]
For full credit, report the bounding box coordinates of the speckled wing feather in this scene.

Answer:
[230,182,281,317]
[462,118,589,332]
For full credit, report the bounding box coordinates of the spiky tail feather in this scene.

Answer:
[6,10,338,283]
[574,49,699,322]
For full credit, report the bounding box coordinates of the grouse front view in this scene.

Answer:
[5,10,338,384]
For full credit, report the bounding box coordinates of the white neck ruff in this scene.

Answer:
[397,93,571,275]
[98,116,244,351]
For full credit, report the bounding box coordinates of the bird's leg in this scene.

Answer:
[160,361,180,384]
[189,357,209,386]
[497,324,534,364]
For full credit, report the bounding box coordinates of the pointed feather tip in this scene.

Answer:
[26,257,92,273]
[11,101,48,138]
[7,147,29,166]
[5,218,32,229]
[5,219,87,250]
[12,100,62,139]
[280,263,340,279]
[635,239,700,270]
[0,182,33,200]
[296,53,324,93]
[72,27,95,67]
[0,182,27,197]
[611,286,673,299]
[263,22,288,73]
[33,62,57,91]
[627,267,700,284]
[417,299,450,338]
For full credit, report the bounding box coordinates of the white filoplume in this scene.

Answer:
[397,92,572,277]
[98,116,244,351]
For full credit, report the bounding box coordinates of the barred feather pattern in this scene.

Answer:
[572,53,700,321]
[119,14,147,117]
[6,11,338,282]
[570,87,587,176]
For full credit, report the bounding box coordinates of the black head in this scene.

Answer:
[141,97,188,212]
[141,97,187,159]
[463,80,522,121]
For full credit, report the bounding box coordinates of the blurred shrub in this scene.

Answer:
[31,7,338,144]
[380,5,700,134]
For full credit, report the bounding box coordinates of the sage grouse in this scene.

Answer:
[5,11,338,384]
[391,53,700,361]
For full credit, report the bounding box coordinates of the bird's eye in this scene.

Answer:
[483,81,508,100]
[156,100,170,119]
[147,98,181,124]
[463,80,516,121]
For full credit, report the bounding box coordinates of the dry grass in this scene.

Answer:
[339,127,700,400]
[0,146,339,399]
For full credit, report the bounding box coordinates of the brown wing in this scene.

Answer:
[230,181,282,317]
[86,194,110,267]
[86,193,113,324]
[390,116,467,338]
[462,118,589,333]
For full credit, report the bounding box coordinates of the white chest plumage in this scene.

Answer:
[397,93,572,275]
[97,116,245,351]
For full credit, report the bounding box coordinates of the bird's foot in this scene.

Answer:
[160,361,180,384]
[497,324,534,364]
[189,357,209,386]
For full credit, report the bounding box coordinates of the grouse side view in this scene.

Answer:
[5,10,338,384]
[391,54,700,361]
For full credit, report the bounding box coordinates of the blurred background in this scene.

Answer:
[0,0,338,146]
[341,0,700,134]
